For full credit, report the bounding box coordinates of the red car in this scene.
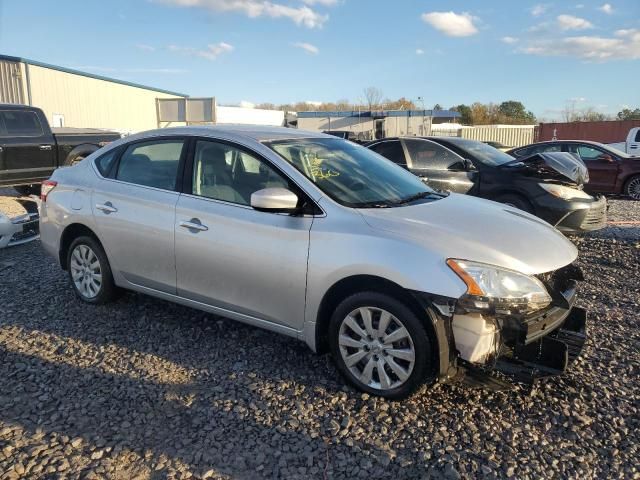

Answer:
[507,141,640,199]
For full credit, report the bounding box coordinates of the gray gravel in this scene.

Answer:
[0,198,638,479]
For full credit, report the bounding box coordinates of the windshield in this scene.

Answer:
[266,138,438,208]
[445,139,516,166]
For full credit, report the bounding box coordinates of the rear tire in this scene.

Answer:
[624,175,640,200]
[65,155,85,167]
[494,193,533,214]
[328,291,434,400]
[14,184,41,196]
[67,236,118,304]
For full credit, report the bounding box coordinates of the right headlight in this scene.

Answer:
[447,259,552,314]
[538,183,593,200]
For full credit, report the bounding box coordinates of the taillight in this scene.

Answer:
[41,180,57,202]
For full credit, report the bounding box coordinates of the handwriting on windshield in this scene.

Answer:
[311,159,339,180]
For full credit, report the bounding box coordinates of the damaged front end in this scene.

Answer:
[414,263,587,391]
[0,198,40,249]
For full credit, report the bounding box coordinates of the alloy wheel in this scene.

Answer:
[338,307,415,390]
[627,177,640,200]
[70,244,103,299]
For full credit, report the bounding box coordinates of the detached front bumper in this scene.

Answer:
[413,264,588,390]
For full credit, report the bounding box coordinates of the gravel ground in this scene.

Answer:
[0,193,638,480]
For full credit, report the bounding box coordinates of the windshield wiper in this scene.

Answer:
[353,201,394,208]
[393,191,440,205]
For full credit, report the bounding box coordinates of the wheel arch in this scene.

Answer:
[489,189,535,212]
[58,222,103,270]
[314,275,441,360]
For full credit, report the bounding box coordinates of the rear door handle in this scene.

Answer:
[95,202,117,214]
[179,219,208,232]
[39,145,53,151]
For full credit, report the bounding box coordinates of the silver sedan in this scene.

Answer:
[40,126,587,399]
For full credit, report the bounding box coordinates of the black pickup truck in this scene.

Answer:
[0,104,121,195]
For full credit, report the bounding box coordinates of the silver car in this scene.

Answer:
[40,126,587,399]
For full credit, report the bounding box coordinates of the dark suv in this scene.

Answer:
[507,140,640,200]
[367,136,607,233]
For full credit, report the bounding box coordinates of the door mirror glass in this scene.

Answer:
[251,188,299,213]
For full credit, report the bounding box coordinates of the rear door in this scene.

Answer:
[91,138,186,293]
[565,143,619,192]
[403,138,477,194]
[0,109,55,186]
[174,138,312,330]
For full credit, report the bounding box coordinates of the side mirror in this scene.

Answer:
[251,188,299,213]
[599,154,614,163]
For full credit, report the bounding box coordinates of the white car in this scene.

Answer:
[39,126,587,399]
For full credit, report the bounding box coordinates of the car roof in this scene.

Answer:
[515,140,605,148]
[128,125,332,143]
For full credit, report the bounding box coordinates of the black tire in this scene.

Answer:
[494,193,533,214]
[624,175,640,200]
[66,235,118,304]
[328,291,435,400]
[14,184,41,196]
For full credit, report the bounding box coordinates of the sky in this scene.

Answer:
[0,0,638,120]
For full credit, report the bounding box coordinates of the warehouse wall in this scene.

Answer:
[460,126,536,148]
[298,115,432,139]
[0,59,25,104]
[27,64,185,133]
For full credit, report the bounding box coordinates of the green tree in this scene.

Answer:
[498,100,536,124]
[617,108,640,120]
[452,104,472,124]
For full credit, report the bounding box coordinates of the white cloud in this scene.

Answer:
[168,42,234,61]
[521,29,640,61]
[421,11,478,37]
[501,36,519,44]
[569,97,587,102]
[557,14,593,30]
[599,3,613,14]
[293,42,319,54]
[575,4,585,8]
[136,44,156,52]
[415,48,425,55]
[156,0,328,28]
[530,4,549,16]
[301,0,337,5]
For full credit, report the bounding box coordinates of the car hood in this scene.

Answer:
[503,152,589,185]
[359,193,577,275]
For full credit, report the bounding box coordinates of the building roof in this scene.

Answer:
[296,109,461,119]
[0,54,188,97]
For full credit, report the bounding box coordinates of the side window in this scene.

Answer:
[95,149,118,176]
[116,140,184,190]
[192,140,289,206]
[1,111,44,136]
[539,144,562,153]
[634,130,640,142]
[576,145,603,161]
[404,139,463,170]
[369,141,407,166]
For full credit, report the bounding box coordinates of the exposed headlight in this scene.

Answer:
[538,183,593,200]
[447,259,552,314]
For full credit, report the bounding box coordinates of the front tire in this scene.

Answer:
[67,236,117,304]
[328,292,434,399]
[624,175,640,200]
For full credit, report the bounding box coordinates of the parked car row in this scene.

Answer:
[40,126,587,399]
[367,136,607,233]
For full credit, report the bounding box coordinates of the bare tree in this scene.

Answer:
[363,87,383,109]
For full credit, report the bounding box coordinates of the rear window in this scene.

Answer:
[0,110,43,136]
[95,149,118,176]
[116,140,184,190]
[404,139,463,170]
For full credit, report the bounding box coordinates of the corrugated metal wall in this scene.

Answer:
[27,64,185,133]
[459,127,535,147]
[537,120,640,143]
[0,60,25,104]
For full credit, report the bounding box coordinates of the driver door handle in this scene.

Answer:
[179,219,208,232]
[95,202,118,214]
[40,145,53,151]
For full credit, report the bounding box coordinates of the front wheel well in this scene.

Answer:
[58,223,101,269]
[314,275,438,355]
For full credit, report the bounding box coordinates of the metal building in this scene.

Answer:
[0,54,187,133]
[297,110,461,141]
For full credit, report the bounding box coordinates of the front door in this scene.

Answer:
[175,139,312,329]
[403,138,477,194]
[0,109,55,186]
[566,143,619,192]
[91,138,185,293]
